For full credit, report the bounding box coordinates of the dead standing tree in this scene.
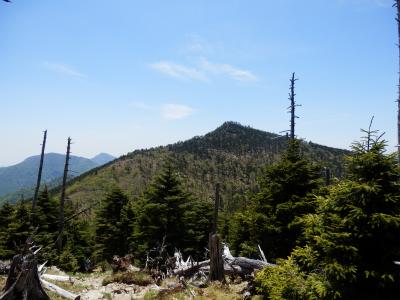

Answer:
[57,137,71,253]
[288,72,299,140]
[0,236,80,300]
[395,1,400,164]
[0,238,51,300]
[31,130,47,222]
[208,183,224,282]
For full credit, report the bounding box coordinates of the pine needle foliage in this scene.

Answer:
[130,160,212,260]
[256,132,400,299]
[95,187,129,262]
[229,139,322,259]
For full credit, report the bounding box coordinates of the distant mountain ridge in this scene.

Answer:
[52,122,349,213]
[91,153,116,165]
[0,152,115,204]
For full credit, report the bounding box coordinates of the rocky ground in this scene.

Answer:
[0,268,254,300]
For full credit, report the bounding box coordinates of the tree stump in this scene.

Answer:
[0,238,51,300]
[208,234,224,282]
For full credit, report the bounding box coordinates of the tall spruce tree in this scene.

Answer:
[7,201,31,255]
[229,140,322,259]
[130,160,212,259]
[35,187,59,264]
[0,202,16,258]
[256,132,400,299]
[95,188,129,262]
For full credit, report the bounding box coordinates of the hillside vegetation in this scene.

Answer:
[59,122,348,213]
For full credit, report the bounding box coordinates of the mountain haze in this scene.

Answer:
[57,122,349,213]
[0,153,114,204]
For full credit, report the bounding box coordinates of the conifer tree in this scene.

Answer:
[229,140,322,259]
[131,160,212,259]
[7,201,31,254]
[181,200,213,259]
[95,188,129,262]
[256,131,400,299]
[60,204,95,272]
[131,162,188,257]
[35,187,59,264]
[0,202,16,258]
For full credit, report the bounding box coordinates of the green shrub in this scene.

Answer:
[255,256,328,300]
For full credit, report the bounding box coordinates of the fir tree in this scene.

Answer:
[229,139,322,259]
[61,212,95,272]
[7,201,31,254]
[95,187,129,262]
[256,132,400,299]
[35,187,59,264]
[0,202,15,258]
[181,200,213,259]
[131,160,212,259]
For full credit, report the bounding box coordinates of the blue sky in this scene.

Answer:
[0,0,397,166]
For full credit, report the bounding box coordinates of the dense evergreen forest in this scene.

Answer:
[49,122,348,217]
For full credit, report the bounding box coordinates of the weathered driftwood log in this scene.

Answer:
[226,257,271,275]
[173,244,275,278]
[172,260,210,276]
[41,273,74,283]
[40,279,80,300]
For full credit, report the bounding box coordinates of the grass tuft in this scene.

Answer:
[102,271,153,286]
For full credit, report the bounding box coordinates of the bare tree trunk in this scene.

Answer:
[209,183,224,282]
[324,167,331,186]
[31,130,47,222]
[57,137,71,253]
[289,73,298,140]
[208,234,224,282]
[0,239,51,300]
[396,1,400,164]
[212,183,220,235]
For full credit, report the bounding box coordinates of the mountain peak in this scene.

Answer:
[169,121,282,156]
[91,153,115,165]
[210,121,276,137]
[214,121,245,131]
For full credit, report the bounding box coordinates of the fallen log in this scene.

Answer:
[172,244,275,278]
[40,279,80,300]
[41,273,74,283]
[172,260,210,276]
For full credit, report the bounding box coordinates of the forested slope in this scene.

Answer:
[58,122,348,212]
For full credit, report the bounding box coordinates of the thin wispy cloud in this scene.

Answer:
[43,62,87,78]
[199,58,258,82]
[150,59,257,82]
[129,101,153,110]
[129,102,196,120]
[150,61,207,81]
[161,104,196,120]
[184,34,220,55]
